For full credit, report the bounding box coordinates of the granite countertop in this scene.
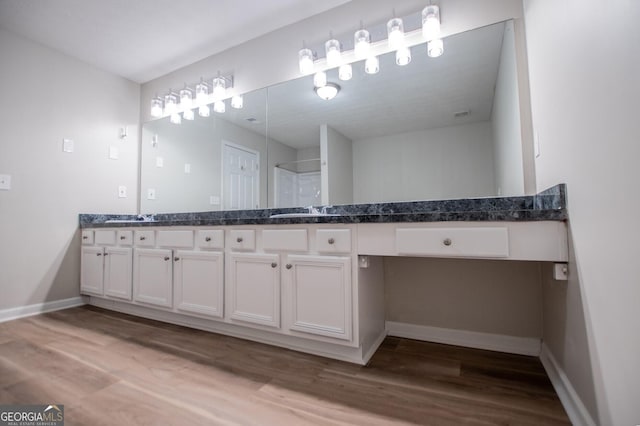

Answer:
[79,184,567,229]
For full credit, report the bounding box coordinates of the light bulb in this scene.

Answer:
[213,100,225,113]
[325,39,341,67]
[313,71,327,87]
[396,46,411,66]
[298,48,314,74]
[150,98,163,118]
[179,88,193,110]
[164,93,178,115]
[315,83,340,101]
[354,29,371,59]
[387,18,405,50]
[365,56,379,74]
[212,77,226,99]
[428,38,444,58]
[339,64,352,81]
[231,95,243,109]
[422,5,441,41]
[170,112,181,124]
[198,105,210,117]
[195,82,208,106]
[183,108,194,121]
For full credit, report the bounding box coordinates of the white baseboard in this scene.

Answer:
[0,296,86,323]
[385,321,541,356]
[540,343,597,426]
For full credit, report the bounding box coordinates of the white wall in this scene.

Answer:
[491,20,524,196]
[353,121,496,203]
[524,0,640,424]
[321,125,353,205]
[0,29,140,311]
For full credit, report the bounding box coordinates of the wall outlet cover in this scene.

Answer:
[118,185,127,198]
[156,156,164,167]
[184,163,191,174]
[209,195,220,205]
[109,145,119,159]
[62,138,74,153]
[0,174,11,190]
[147,188,156,200]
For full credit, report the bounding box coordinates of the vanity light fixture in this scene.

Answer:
[179,87,193,110]
[387,18,405,50]
[422,5,441,41]
[428,38,444,58]
[183,108,194,121]
[170,112,181,124]
[231,95,243,109]
[150,97,163,118]
[365,56,380,74]
[354,29,371,59]
[195,80,209,106]
[396,46,412,66]
[339,63,353,81]
[313,71,327,87]
[315,83,340,100]
[298,47,315,74]
[212,77,227,100]
[164,93,178,115]
[198,105,210,117]
[325,38,342,67]
[213,100,226,114]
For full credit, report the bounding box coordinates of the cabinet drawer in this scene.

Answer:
[117,230,133,246]
[229,230,255,251]
[396,227,509,258]
[134,230,156,247]
[196,230,224,249]
[263,229,308,251]
[316,229,351,253]
[95,230,116,245]
[81,230,94,245]
[157,230,194,248]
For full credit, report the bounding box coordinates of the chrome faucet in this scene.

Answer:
[136,214,156,222]
[305,206,321,215]
[321,205,333,215]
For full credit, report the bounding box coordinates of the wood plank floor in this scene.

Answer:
[0,306,570,425]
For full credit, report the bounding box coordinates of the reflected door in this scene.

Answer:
[223,142,259,210]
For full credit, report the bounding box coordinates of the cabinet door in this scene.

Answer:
[133,248,173,308]
[286,255,352,341]
[227,253,280,328]
[80,246,104,296]
[174,251,224,318]
[104,247,132,300]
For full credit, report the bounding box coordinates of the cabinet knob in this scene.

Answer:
[96,253,102,256]
[174,257,180,261]
[104,253,109,256]
[328,238,335,244]
[164,256,170,261]
[443,238,452,246]
[120,236,126,240]
[286,264,292,269]
[205,236,212,242]
[271,262,277,268]
[236,237,243,243]
[82,236,88,240]
[140,236,146,241]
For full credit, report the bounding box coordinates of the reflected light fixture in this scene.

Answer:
[212,77,226,99]
[396,46,411,66]
[315,83,340,100]
[354,29,371,59]
[150,97,163,118]
[170,112,181,124]
[365,56,380,74]
[183,108,194,121]
[231,95,243,109]
[198,105,210,117]
[387,18,405,50]
[325,38,342,67]
[213,100,226,113]
[195,80,209,106]
[179,88,193,110]
[428,38,444,57]
[339,63,352,81]
[313,71,327,87]
[298,48,315,74]
[164,93,178,115]
[422,5,441,41]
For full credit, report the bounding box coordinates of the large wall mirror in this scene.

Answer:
[140,20,525,214]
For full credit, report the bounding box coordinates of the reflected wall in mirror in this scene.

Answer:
[141,88,267,213]
[266,20,525,208]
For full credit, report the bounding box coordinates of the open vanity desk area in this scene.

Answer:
[79,184,568,365]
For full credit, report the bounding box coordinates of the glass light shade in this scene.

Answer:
[198,105,210,117]
[183,108,194,121]
[150,98,163,118]
[179,88,193,110]
[195,82,208,106]
[164,93,178,115]
[213,100,225,113]
[212,77,226,99]
[396,46,411,66]
[422,5,441,41]
[315,83,339,100]
[354,29,371,59]
[170,112,181,124]
[387,18,405,50]
[325,39,341,67]
[231,95,243,109]
[313,71,327,87]
[428,38,444,58]
[338,64,352,81]
[365,56,379,74]
[298,48,314,74]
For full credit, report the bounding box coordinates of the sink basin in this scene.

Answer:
[269,213,340,219]
[105,219,154,223]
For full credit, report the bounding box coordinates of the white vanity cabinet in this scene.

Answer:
[80,245,105,296]
[80,230,132,300]
[103,247,133,300]
[133,248,173,308]
[174,250,224,319]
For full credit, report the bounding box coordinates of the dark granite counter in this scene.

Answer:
[79,184,567,229]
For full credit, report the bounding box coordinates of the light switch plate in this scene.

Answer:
[184,163,191,174]
[147,188,156,200]
[62,138,74,153]
[0,174,11,190]
[118,185,127,198]
[209,195,220,205]
[156,156,164,167]
[109,145,119,159]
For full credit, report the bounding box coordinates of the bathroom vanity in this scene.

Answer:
[79,185,567,364]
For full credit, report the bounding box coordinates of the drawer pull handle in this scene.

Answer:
[236,237,243,243]
[328,238,335,244]
[271,262,277,268]
[120,236,126,240]
[443,238,452,246]
[164,256,170,261]
[174,257,180,261]
[82,236,88,240]
[140,236,146,241]
[96,253,102,256]
[286,264,292,270]
[205,236,212,242]
[104,253,109,256]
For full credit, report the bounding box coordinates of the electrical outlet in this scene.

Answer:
[156,156,164,167]
[147,188,156,200]
[0,174,11,190]
[62,138,74,153]
[209,195,220,205]
[184,163,191,174]
[118,185,127,198]
[109,145,119,159]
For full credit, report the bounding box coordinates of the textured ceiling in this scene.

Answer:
[0,0,351,83]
